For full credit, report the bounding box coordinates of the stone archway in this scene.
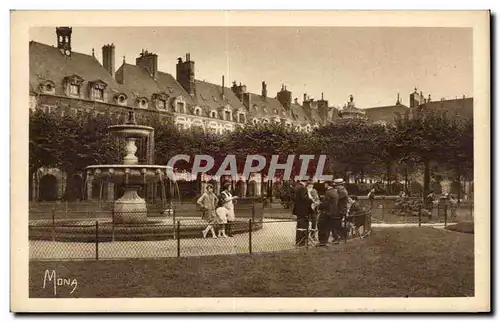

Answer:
[64,174,84,201]
[39,174,58,201]
[92,182,102,199]
[247,180,257,197]
[234,180,247,198]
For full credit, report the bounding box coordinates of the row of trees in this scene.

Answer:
[30,107,473,197]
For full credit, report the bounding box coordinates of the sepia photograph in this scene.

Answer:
[10,10,490,312]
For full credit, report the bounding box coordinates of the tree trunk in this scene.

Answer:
[196,172,202,195]
[404,166,409,195]
[456,173,462,205]
[29,168,36,202]
[423,159,430,197]
[386,162,391,194]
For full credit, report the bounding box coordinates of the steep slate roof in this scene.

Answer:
[363,104,410,124]
[193,80,246,119]
[424,98,473,120]
[246,93,291,121]
[29,41,133,99]
[29,40,329,126]
[115,63,193,105]
[309,108,323,124]
[290,103,312,126]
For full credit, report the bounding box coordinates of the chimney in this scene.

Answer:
[303,93,307,103]
[136,49,158,79]
[277,84,292,110]
[396,93,400,105]
[243,93,251,109]
[176,53,196,95]
[261,81,267,98]
[102,43,116,78]
[428,94,431,102]
[56,27,72,55]
[463,94,466,99]
[321,92,324,100]
[222,75,225,98]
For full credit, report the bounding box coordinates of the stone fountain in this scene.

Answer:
[86,110,174,224]
[29,109,266,243]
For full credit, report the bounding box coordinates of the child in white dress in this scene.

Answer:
[216,206,229,238]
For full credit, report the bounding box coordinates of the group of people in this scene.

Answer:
[292,178,367,247]
[196,182,238,239]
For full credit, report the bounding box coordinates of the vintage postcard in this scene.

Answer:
[11,10,490,312]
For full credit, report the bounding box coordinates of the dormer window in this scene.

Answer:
[252,118,259,125]
[158,99,167,110]
[274,109,279,114]
[210,110,217,118]
[39,80,56,95]
[175,102,185,113]
[173,96,187,114]
[212,96,217,102]
[222,105,233,121]
[70,84,79,96]
[114,93,128,106]
[88,79,108,102]
[136,97,149,109]
[152,92,169,111]
[253,105,258,112]
[194,107,202,116]
[238,112,246,123]
[262,118,270,124]
[167,87,174,94]
[95,88,104,100]
[64,74,84,98]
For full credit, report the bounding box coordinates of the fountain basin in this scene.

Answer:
[86,165,174,185]
[28,218,264,242]
[107,124,154,138]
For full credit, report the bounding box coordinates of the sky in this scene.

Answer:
[30,27,473,109]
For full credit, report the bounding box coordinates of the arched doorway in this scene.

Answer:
[39,174,58,201]
[247,180,257,197]
[64,175,84,201]
[92,182,101,199]
[234,180,246,198]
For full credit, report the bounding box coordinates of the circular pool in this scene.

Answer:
[29,217,263,242]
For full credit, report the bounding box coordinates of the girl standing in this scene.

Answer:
[196,184,219,238]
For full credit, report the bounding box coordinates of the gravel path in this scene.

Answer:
[29,219,464,261]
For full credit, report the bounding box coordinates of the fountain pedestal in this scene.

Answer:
[114,186,148,224]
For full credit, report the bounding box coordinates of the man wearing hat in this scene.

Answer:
[317,180,339,246]
[292,178,313,246]
[333,178,349,243]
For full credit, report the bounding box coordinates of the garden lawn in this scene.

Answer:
[446,222,474,234]
[30,227,474,298]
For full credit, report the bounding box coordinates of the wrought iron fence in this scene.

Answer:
[28,198,473,261]
[29,210,377,261]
